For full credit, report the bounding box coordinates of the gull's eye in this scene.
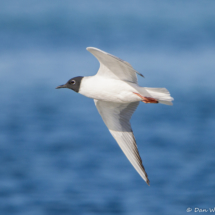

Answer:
[70,80,76,85]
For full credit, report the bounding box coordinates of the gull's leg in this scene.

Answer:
[133,92,158,104]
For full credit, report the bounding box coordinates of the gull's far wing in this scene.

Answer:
[87,47,144,83]
[94,99,149,185]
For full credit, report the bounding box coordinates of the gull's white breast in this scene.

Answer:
[79,76,142,103]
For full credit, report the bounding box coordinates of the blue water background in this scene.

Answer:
[0,1,215,214]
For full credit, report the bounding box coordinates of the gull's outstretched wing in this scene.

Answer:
[94,99,149,185]
[87,47,144,83]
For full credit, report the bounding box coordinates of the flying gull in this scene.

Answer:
[56,47,174,185]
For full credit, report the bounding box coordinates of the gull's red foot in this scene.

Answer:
[133,92,158,104]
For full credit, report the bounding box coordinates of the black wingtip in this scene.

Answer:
[136,71,145,78]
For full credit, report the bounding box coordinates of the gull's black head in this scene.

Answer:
[56,76,84,93]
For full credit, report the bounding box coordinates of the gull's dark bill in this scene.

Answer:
[56,84,67,89]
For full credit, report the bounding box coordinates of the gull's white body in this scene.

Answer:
[80,76,143,103]
[73,47,173,185]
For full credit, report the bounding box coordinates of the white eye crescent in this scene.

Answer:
[70,80,76,85]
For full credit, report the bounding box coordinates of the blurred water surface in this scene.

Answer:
[0,1,215,214]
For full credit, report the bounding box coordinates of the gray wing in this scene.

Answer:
[94,99,150,185]
[87,47,144,83]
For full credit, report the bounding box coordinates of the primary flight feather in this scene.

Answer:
[56,47,174,185]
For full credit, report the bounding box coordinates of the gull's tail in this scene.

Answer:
[140,87,174,105]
